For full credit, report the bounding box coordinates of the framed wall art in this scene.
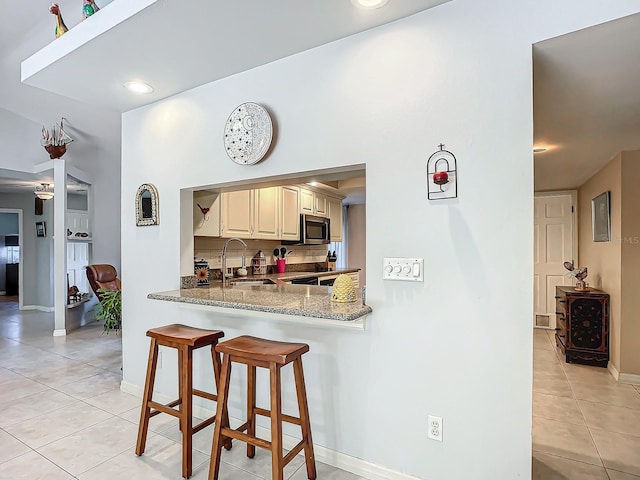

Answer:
[36,221,46,237]
[592,191,611,242]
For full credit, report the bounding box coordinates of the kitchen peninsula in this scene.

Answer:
[148,277,371,327]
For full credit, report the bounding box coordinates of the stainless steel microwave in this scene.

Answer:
[283,214,330,245]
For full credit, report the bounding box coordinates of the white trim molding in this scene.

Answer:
[121,380,423,480]
[608,362,620,381]
[53,329,67,337]
[21,305,55,312]
[608,363,640,385]
[619,373,640,386]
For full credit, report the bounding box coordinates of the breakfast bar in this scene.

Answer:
[148,281,372,328]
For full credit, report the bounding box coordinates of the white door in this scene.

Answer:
[533,194,575,329]
[67,242,90,294]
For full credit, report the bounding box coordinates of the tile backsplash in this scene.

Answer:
[194,237,330,270]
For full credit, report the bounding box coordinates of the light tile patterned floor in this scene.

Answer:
[4,297,640,479]
[0,299,366,479]
[533,328,640,479]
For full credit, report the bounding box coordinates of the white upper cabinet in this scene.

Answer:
[220,190,253,238]
[314,194,328,216]
[299,187,332,217]
[220,187,280,240]
[280,186,301,241]
[206,185,343,241]
[300,188,314,214]
[253,187,280,240]
[327,197,343,242]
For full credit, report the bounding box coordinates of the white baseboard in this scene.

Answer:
[21,305,54,312]
[121,380,423,480]
[53,329,67,337]
[608,363,620,381]
[619,373,640,386]
[608,363,640,385]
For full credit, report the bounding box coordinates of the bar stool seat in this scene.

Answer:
[136,324,229,479]
[209,335,316,480]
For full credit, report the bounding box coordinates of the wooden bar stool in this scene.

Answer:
[208,335,316,480]
[136,324,230,479]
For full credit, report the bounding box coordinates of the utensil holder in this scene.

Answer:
[276,259,286,273]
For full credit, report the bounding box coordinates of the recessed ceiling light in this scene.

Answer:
[351,0,389,10]
[124,81,154,94]
[533,147,548,153]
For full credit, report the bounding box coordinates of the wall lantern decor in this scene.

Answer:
[135,184,159,226]
[427,143,457,200]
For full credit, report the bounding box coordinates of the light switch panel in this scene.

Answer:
[383,258,424,282]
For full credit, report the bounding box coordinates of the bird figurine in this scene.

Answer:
[82,0,100,19]
[49,3,68,38]
[197,203,210,220]
[563,261,588,288]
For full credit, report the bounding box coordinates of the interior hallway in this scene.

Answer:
[0,303,365,479]
[533,329,640,479]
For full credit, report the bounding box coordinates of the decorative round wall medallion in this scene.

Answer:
[224,103,273,165]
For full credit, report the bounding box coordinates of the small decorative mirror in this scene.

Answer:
[135,184,159,226]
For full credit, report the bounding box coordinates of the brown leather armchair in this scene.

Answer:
[86,264,121,301]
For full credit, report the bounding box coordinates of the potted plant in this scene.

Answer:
[95,288,121,333]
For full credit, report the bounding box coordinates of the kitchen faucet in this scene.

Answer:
[221,237,247,286]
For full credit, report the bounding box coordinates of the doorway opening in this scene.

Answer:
[532,13,640,478]
[0,210,22,308]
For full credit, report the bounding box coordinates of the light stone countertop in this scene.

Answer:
[147,282,371,323]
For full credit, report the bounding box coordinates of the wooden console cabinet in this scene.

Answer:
[555,286,609,367]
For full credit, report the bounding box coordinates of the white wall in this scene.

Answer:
[78,147,121,271]
[0,109,45,173]
[120,2,640,479]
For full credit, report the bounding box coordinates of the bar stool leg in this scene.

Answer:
[211,345,232,451]
[293,358,316,479]
[181,346,194,479]
[246,364,257,458]
[136,337,158,456]
[269,363,284,480]
[178,346,183,433]
[209,353,232,480]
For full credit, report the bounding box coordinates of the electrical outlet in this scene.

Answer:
[428,415,443,442]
